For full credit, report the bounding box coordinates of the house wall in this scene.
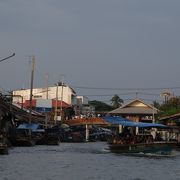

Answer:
[76,96,89,106]
[12,85,76,105]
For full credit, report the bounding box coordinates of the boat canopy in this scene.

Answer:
[17,123,45,132]
[103,117,169,128]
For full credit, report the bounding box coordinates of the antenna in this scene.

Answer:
[45,73,49,99]
[0,53,15,62]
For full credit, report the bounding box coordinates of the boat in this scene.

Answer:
[8,123,43,146]
[9,128,35,146]
[105,116,176,155]
[0,143,8,155]
[109,136,176,155]
[42,128,61,145]
[0,134,8,155]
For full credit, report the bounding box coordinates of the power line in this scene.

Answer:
[80,92,135,97]
[90,98,164,103]
[73,85,180,91]
[80,92,162,97]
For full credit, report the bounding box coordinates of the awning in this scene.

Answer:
[103,117,169,128]
[17,123,45,132]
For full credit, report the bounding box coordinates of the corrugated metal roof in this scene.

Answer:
[109,99,159,115]
[109,107,158,115]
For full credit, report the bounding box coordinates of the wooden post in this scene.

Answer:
[85,124,89,142]
[118,125,122,133]
[136,127,139,135]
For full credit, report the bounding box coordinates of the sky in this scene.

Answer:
[0,0,180,103]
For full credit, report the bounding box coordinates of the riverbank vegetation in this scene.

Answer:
[154,96,180,117]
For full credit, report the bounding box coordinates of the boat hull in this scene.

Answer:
[109,142,176,155]
[0,144,8,155]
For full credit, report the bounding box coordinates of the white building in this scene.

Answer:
[76,96,89,106]
[75,96,95,116]
[12,84,76,106]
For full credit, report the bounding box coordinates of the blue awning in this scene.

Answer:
[17,123,45,132]
[103,117,168,128]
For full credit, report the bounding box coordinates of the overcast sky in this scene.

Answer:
[0,0,180,103]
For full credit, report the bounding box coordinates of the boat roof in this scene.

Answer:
[17,123,45,132]
[103,117,168,128]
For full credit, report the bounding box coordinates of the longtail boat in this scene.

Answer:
[109,139,176,155]
[105,116,177,155]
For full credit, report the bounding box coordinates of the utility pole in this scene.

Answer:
[29,55,35,125]
[45,73,49,99]
[152,107,155,123]
[54,83,58,124]
[60,76,64,122]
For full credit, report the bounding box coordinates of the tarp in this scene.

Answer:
[17,123,45,132]
[103,117,168,128]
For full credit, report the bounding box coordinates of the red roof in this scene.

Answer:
[52,100,71,108]
[24,99,36,107]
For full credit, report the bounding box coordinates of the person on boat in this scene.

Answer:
[146,135,154,143]
[150,128,156,140]
[155,132,163,141]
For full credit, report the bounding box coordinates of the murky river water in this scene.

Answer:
[1,142,180,180]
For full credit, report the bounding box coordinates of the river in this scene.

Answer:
[1,142,180,180]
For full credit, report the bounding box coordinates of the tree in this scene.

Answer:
[89,100,113,112]
[111,94,124,109]
[152,101,160,109]
[159,96,180,116]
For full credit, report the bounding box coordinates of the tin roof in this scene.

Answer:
[109,99,159,115]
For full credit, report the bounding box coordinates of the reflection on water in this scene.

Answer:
[1,142,180,180]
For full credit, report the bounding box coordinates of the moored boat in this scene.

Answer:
[0,134,8,155]
[9,128,35,147]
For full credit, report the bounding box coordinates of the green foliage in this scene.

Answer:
[152,101,160,109]
[89,100,114,112]
[158,96,180,117]
[159,108,180,117]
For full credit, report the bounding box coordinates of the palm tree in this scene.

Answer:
[152,100,160,109]
[111,94,124,109]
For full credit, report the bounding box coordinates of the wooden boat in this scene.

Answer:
[108,134,177,155]
[9,123,46,146]
[43,128,60,145]
[109,141,176,155]
[9,128,35,147]
[0,143,8,155]
[0,135,8,155]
